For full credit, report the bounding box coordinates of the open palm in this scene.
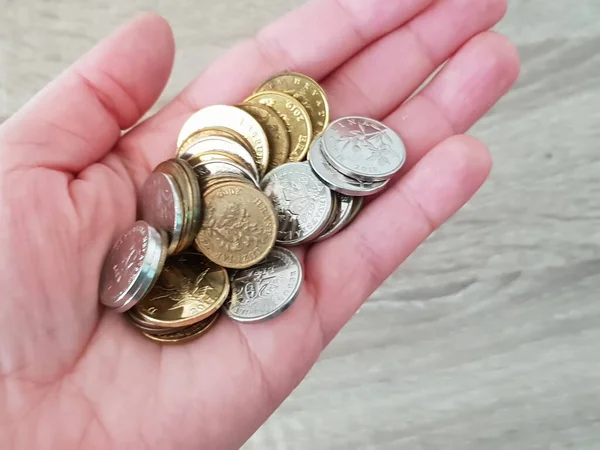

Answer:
[0,0,518,448]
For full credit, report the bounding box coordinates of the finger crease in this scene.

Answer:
[405,21,440,73]
[253,33,296,73]
[333,0,368,45]
[418,92,459,136]
[394,179,439,234]
[73,68,140,130]
[232,321,279,409]
[336,70,378,118]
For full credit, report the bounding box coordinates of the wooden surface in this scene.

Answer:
[2,1,600,448]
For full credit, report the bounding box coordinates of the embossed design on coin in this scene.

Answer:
[100,222,148,308]
[308,138,388,197]
[256,72,330,138]
[141,312,220,344]
[224,247,302,323]
[195,181,278,269]
[261,162,333,245]
[133,252,229,328]
[245,91,312,162]
[236,103,290,171]
[177,105,270,176]
[100,222,167,313]
[140,172,184,255]
[322,117,406,181]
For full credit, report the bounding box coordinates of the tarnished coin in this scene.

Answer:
[261,162,334,245]
[308,138,389,197]
[236,104,290,171]
[191,160,260,189]
[224,247,302,323]
[202,175,255,192]
[126,311,179,335]
[245,91,312,162]
[141,312,220,344]
[99,221,167,313]
[177,105,270,176]
[316,193,355,242]
[256,72,330,138]
[194,181,278,269]
[140,172,184,255]
[322,117,406,181]
[178,126,252,154]
[132,252,230,328]
[178,135,260,181]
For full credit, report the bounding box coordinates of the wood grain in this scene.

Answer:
[2,0,600,448]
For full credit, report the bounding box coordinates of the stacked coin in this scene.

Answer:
[98,71,406,343]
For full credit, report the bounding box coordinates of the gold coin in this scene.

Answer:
[178,127,252,154]
[178,130,259,180]
[186,149,256,178]
[141,312,220,344]
[202,174,255,191]
[236,104,290,171]
[256,72,330,138]
[126,311,177,335]
[194,181,277,269]
[132,252,230,328]
[176,159,202,250]
[244,91,312,162]
[177,105,270,177]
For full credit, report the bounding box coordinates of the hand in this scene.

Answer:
[0,0,519,448]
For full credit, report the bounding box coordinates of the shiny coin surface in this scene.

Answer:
[236,104,290,171]
[126,311,180,335]
[191,160,260,189]
[140,172,184,255]
[316,193,355,242]
[132,252,230,328]
[99,221,167,313]
[346,196,364,225]
[142,312,220,344]
[202,175,254,192]
[245,91,312,162]
[154,159,202,252]
[224,247,302,323]
[322,117,406,181]
[256,72,330,138]
[178,126,252,153]
[195,181,278,269]
[261,162,334,245]
[308,138,389,197]
[178,135,260,181]
[177,105,270,176]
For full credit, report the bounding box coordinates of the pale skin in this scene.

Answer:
[0,0,519,448]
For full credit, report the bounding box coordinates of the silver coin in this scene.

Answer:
[316,193,356,242]
[224,247,303,323]
[322,116,406,181]
[308,138,389,197]
[99,222,166,312]
[261,162,334,245]
[346,196,364,226]
[116,229,168,313]
[179,136,260,182]
[140,172,184,255]
[191,160,260,189]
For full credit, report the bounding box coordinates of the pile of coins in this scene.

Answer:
[98,72,406,343]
